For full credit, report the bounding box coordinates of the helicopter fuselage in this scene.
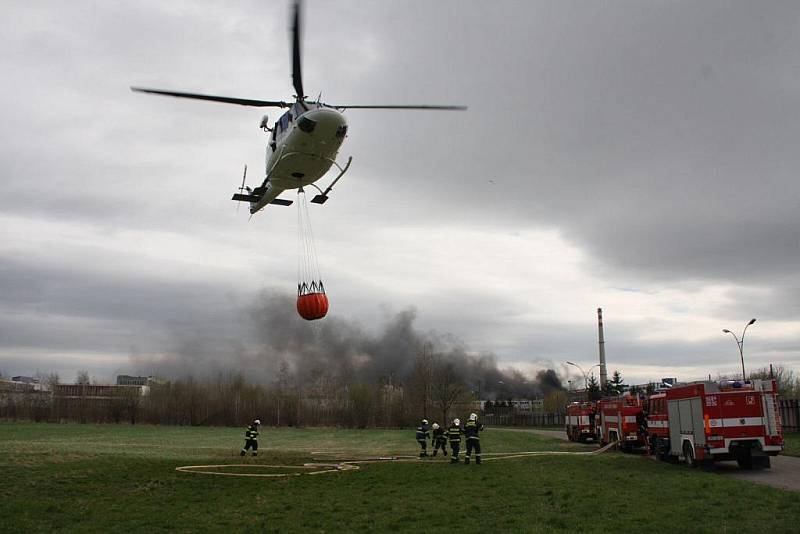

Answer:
[250,103,348,212]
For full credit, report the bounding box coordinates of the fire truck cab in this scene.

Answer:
[646,379,783,469]
[565,401,597,442]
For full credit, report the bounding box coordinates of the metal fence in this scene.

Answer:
[481,413,565,427]
[780,399,799,432]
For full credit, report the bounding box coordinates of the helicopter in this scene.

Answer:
[131,1,466,215]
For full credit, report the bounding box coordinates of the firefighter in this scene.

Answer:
[464,412,484,465]
[416,418,430,457]
[447,418,463,464]
[240,419,260,456]
[636,408,647,436]
[431,422,448,457]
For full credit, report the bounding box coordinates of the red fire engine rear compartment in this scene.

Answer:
[646,379,783,469]
[598,395,647,452]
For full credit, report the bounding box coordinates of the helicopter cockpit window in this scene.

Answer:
[335,125,347,138]
[279,114,290,132]
[298,116,317,133]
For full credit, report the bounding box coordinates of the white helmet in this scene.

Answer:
[453,418,461,426]
[469,413,478,421]
[431,423,439,430]
[254,419,261,425]
[421,419,428,425]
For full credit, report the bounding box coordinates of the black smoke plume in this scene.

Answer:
[132,289,565,399]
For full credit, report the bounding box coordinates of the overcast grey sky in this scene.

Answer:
[1,0,798,386]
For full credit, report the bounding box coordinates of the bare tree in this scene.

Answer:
[407,344,435,420]
[750,365,799,397]
[273,361,299,426]
[75,370,91,385]
[348,384,376,428]
[431,359,466,425]
[544,390,568,414]
[123,387,142,424]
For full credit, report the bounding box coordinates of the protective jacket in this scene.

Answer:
[464,420,483,439]
[447,424,463,442]
[432,426,447,443]
[245,425,259,441]
[415,424,430,441]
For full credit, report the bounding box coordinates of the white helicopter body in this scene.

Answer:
[251,104,349,212]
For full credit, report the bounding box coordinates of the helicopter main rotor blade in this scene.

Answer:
[131,87,290,108]
[291,1,304,99]
[332,104,468,111]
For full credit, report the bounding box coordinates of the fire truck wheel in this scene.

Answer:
[682,442,696,468]
[736,451,754,470]
[656,441,670,462]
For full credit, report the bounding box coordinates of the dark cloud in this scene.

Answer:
[1,1,799,383]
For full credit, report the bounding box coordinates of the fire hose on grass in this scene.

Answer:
[174,442,619,477]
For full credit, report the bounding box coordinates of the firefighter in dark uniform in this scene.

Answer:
[240,419,260,456]
[464,412,484,465]
[416,419,430,457]
[431,422,448,457]
[447,418,463,464]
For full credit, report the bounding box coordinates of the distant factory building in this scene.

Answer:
[6,376,49,392]
[116,375,156,387]
[11,376,38,384]
[52,383,148,423]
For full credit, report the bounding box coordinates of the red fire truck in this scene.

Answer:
[646,379,783,469]
[565,401,597,442]
[597,394,647,451]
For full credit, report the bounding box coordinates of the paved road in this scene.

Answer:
[709,455,800,492]
[495,427,800,491]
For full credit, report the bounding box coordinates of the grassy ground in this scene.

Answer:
[783,432,800,457]
[1,422,799,533]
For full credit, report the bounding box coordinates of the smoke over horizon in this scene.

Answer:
[130,290,565,399]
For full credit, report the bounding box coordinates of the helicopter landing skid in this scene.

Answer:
[310,156,352,204]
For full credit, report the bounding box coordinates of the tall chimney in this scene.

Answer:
[598,308,608,389]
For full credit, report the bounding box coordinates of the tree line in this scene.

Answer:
[1,348,566,427]
[578,365,800,402]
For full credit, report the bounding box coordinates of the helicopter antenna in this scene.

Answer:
[237,164,248,213]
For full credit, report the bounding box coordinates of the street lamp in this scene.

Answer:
[722,318,756,381]
[566,361,587,390]
[566,361,601,400]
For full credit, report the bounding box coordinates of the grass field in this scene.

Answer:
[1,422,799,533]
[783,432,800,457]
